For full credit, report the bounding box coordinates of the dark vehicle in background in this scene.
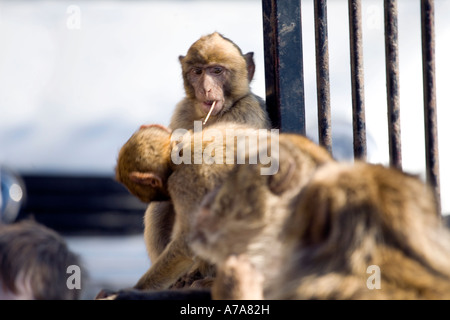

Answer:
[16,173,145,235]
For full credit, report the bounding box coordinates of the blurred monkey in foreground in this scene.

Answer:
[211,161,450,300]
[189,133,334,299]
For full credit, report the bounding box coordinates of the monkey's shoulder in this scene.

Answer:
[221,94,270,129]
[169,98,203,130]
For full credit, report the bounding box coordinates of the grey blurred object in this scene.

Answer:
[0,166,26,223]
[444,214,450,228]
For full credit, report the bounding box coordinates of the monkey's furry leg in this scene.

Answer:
[134,237,195,290]
[144,201,175,263]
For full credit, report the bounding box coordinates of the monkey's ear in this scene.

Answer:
[129,172,163,188]
[179,55,185,64]
[268,158,296,195]
[244,52,255,82]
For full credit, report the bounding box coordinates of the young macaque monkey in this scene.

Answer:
[211,161,450,300]
[189,133,335,299]
[170,32,270,130]
[144,32,271,281]
[115,122,274,291]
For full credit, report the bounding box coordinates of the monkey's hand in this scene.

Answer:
[94,289,118,300]
[212,254,264,300]
[170,269,203,289]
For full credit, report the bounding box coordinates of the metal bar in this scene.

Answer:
[348,0,367,160]
[314,0,332,154]
[421,0,441,214]
[384,0,402,169]
[262,0,281,130]
[262,0,306,134]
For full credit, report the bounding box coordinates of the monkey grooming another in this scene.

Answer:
[169,32,271,130]
[212,161,450,300]
[189,133,335,299]
[143,32,271,287]
[115,122,274,291]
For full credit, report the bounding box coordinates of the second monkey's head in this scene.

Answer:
[179,32,256,117]
[116,124,173,203]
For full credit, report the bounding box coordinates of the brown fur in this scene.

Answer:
[116,124,172,203]
[272,161,450,300]
[170,32,270,130]
[189,133,334,297]
[144,201,175,263]
[140,33,271,285]
[115,122,270,290]
[210,161,450,300]
[212,255,264,300]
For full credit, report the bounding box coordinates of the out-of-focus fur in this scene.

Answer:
[189,133,334,297]
[201,158,450,300]
[116,123,271,290]
[271,161,450,299]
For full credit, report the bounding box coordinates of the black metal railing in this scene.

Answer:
[421,0,440,213]
[262,0,441,214]
[314,0,332,154]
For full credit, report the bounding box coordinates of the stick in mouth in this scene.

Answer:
[203,101,216,125]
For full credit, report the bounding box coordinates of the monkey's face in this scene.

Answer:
[180,32,250,117]
[186,64,228,116]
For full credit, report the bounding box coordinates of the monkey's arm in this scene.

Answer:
[144,201,175,263]
[134,237,195,290]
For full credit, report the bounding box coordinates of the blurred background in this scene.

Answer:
[0,0,449,299]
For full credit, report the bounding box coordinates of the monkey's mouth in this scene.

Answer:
[201,100,221,115]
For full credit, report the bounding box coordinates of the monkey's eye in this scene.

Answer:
[192,68,202,75]
[213,67,223,74]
